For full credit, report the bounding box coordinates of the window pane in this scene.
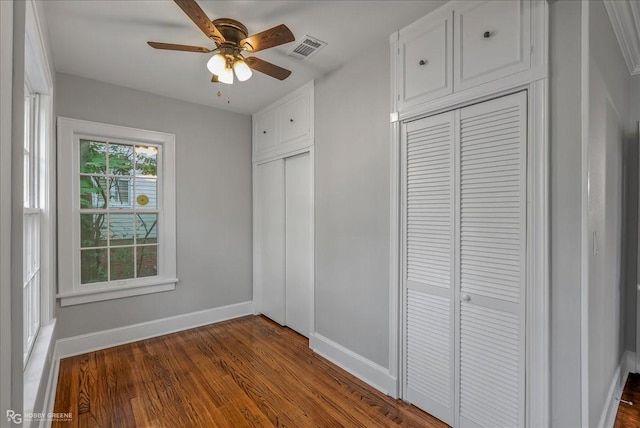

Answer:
[110,247,134,280]
[80,140,107,174]
[81,248,108,284]
[80,176,107,209]
[108,143,133,176]
[108,176,133,209]
[80,214,108,248]
[136,213,158,244]
[135,178,157,209]
[135,145,157,177]
[109,213,135,246]
[24,152,30,207]
[136,245,157,278]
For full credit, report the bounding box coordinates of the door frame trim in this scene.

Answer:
[388,4,549,426]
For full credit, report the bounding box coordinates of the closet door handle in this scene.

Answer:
[461,294,471,302]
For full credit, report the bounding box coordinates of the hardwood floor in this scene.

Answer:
[53,315,448,427]
[615,373,640,428]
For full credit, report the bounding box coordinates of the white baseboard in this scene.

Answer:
[310,333,397,397]
[55,301,254,358]
[600,350,635,428]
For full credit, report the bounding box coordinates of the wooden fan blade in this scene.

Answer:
[245,57,292,80]
[241,24,294,53]
[211,74,219,83]
[147,41,212,53]
[173,0,225,43]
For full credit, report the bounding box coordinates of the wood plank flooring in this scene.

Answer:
[53,315,448,427]
[615,373,640,427]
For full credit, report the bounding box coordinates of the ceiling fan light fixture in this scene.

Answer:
[233,59,252,82]
[148,0,294,84]
[207,53,227,75]
[217,66,234,84]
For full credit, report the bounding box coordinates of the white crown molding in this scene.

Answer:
[604,0,640,75]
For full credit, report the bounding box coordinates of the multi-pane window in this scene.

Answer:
[79,140,159,284]
[57,118,177,306]
[23,89,41,365]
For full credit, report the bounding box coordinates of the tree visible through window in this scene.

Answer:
[79,140,160,284]
[58,117,176,306]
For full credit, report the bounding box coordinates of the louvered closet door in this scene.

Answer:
[457,91,526,428]
[403,111,455,426]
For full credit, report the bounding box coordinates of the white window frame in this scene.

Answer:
[22,0,55,374]
[23,86,42,366]
[57,117,178,306]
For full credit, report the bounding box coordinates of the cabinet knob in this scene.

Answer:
[263,130,267,134]
[483,31,492,39]
[290,118,294,122]
[461,294,471,302]
[418,59,428,66]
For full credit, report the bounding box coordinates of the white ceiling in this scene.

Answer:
[43,0,445,115]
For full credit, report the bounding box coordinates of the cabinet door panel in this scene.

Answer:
[254,109,278,156]
[279,93,310,145]
[455,0,531,91]
[398,7,453,111]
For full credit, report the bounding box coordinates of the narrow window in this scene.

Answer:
[23,88,41,365]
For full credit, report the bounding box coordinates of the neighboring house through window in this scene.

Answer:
[57,118,177,306]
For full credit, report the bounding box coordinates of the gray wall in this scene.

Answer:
[548,1,640,425]
[624,104,639,354]
[624,50,640,355]
[314,37,391,368]
[549,1,583,426]
[55,73,252,339]
[587,1,640,425]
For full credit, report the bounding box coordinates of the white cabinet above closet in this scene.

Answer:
[397,7,453,111]
[454,0,531,91]
[393,0,544,117]
[253,82,314,162]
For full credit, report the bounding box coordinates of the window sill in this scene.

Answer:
[57,278,178,307]
[24,319,56,416]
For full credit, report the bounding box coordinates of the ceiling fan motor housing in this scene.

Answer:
[212,18,248,45]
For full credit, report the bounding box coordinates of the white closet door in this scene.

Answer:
[404,111,455,425]
[256,159,286,325]
[457,91,526,428]
[285,152,311,337]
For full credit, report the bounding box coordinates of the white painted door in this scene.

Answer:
[285,152,312,337]
[456,92,526,428]
[256,159,286,325]
[403,111,456,425]
[403,91,526,428]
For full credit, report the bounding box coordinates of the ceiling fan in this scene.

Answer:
[148,0,295,84]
